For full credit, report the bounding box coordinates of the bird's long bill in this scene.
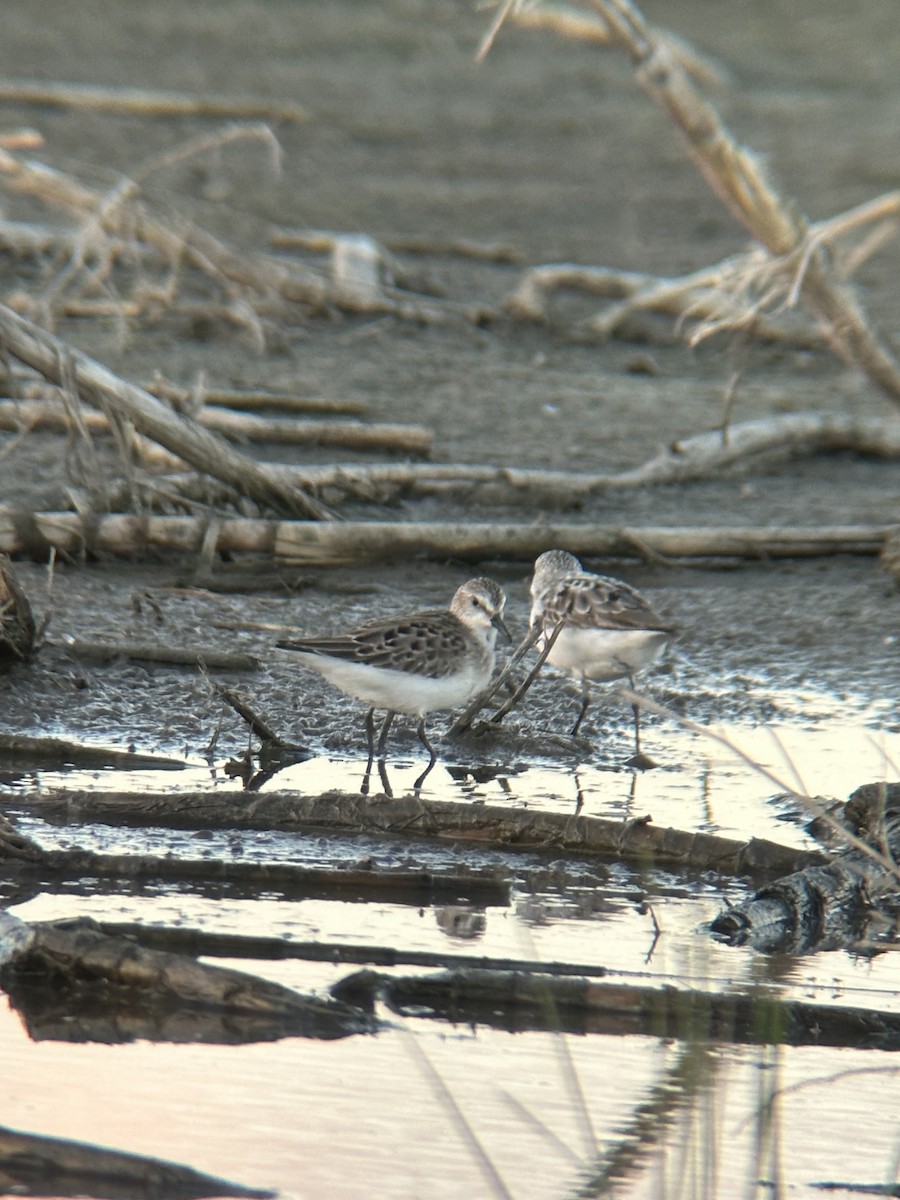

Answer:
[492,612,513,643]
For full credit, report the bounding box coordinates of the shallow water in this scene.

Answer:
[2,695,899,1198]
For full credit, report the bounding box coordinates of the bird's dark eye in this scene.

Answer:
[471,597,479,607]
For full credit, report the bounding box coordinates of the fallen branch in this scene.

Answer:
[97,924,626,978]
[0,511,888,563]
[142,412,900,508]
[0,302,330,519]
[195,407,432,455]
[10,789,824,876]
[0,397,433,456]
[208,680,295,747]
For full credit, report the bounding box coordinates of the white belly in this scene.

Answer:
[543,626,669,682]
[293,652,491,716]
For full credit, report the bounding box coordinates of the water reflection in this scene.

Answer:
[2,706,897,850]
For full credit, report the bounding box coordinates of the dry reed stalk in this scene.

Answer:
[493,0,728,88]
[0,302,330,519]
[0,398,433,456]
[0,141,465,330]
[502,0,900,404]
[0,78,307,122]
[506,258,813,343]
[145,378,369,417]
[0,511,888,564]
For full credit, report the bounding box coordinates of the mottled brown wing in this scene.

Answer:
[542,574,674,633]
[280,609,470,678]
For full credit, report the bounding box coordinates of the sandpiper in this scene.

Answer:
[278,578,509,774]
[529,549,674,755]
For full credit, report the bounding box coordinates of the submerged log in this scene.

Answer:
[0,731,186,769]
[333,966,900,1050]
[0,1122,274,1200]
[10,788,824,877]
[710,782,900,952]
[0,842,510,908]
[0,913,375,1042]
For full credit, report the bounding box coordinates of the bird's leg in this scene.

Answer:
[415,718,437,768]
[376,711,395,758]
[361,707,377,796]
[362,711,396,796]
[624,675,658,770]
[570,675,591,737]
[413,719,437,792]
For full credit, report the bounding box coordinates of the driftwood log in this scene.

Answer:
[711,783,900,952]
[63,639,260,671]
[0,511,889,564]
